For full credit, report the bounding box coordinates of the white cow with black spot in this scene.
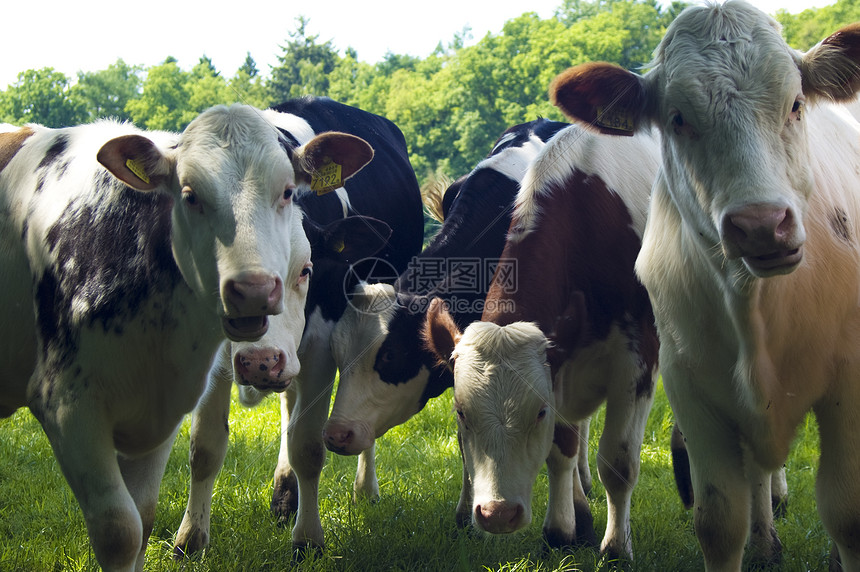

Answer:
[0,104,372,571]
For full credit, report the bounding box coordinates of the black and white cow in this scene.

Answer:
[323,120,574,479]
[174,97,425,555]
[0,105,372,571]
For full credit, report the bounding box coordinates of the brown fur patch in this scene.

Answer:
[0,126,34,174]
[553,423,579,458]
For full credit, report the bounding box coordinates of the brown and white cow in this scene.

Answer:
[425,122,660,560]
[550,1,860,568]
[0,105,371,571]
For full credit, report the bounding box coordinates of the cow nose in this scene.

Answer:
[224,274,283,316]
[475,501,524,534]
[233,348,292,390]
[324,427,354,449]
[721,203,797,257]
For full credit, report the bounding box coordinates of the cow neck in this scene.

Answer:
[483,169,646,343]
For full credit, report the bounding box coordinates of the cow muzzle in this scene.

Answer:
[474,500,527,534]
[233,347,297,392]
[720,202,804,276]
[323,420,374,456]
[221,273,283,340]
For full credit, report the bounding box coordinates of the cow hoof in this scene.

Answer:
[173,529,209,560]
[271,472,299,524]
[543,525,578,549]
[574,498,599,548]
[748,528,783,569]
[291,541,324,562]
[599,544,633,570]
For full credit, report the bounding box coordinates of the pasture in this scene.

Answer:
[0,379,829,571]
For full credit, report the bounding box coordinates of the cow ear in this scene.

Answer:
[550,62,648,137]
[293,132,374,194]
[303,215,392,264]
[97,134,173,191]
[546,291,586,377]
[423,297,462,370]
[801,23,860,102]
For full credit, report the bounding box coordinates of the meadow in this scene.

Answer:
[0,379,830,571]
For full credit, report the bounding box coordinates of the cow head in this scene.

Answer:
[229,215,392,394]
[326,286,445,455]
[424,298,584,536]
[550,1,860,280]
[97,104,373,342]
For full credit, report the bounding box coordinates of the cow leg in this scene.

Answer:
[672,403,750,571]
[771,466,788,518]
[578,416,592,496]
[118,429,179,572]
[288,335,336,550]
[354,443,379,501]
[38,410,143,572]
[544,422,596,548]
[597,371,654,561]
[271,386,298,522]
[745,455,781,566]
[815,396,860,571]
[174,352,233,557]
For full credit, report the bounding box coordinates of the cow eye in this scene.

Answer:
[297,263,313,286]
[672,113,685,128]
[537,407,548,422]
[182,186,203,212]
[792,100,800,113]
[280,185,295,208]
[455,407,468,429]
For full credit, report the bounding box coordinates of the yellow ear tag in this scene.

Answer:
[125,158,150,184]
[311,157,343,196]
[334,238,345,253]
[596,106,635,133]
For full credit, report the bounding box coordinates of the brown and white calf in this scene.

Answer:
[425,122,660,560]
[0,106,371,572]
[550,1,860,568]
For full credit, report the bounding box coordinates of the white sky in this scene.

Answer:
[0,0,835,89]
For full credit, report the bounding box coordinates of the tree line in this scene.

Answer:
[2,0,858,185]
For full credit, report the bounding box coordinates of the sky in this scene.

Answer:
[0,0,836,89]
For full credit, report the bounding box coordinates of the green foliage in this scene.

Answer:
[125,59,190,131]
[269,16,339,102]
[1,0,849,184]
[777,0,860,50]
[0,382,831,570]
[73,59,143,122]
[0,68,86,127]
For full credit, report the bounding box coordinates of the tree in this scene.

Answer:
[269,16,339,100]
[180,56,231,126]
[73,59,142,122]
[125,58,190,131]
[239,52,259,78]
[0,68,86,127]
[777,0,860,50]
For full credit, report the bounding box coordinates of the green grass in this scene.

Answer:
[0,380,831,571]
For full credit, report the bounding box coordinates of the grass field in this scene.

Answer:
[0,379,831,571]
